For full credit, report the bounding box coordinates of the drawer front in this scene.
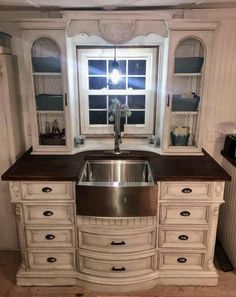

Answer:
[23,204,74,225]
[79,228,156,253]
[79,253,155,277]
[159,227,208,248]
[22,182,73,200]
[160,204,209,225]
[159,252,205,270]
[28,250,75,270]
[160,182,212,200]
[26,227,75,248]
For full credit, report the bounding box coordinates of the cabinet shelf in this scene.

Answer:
[171,111,198,115]
[33,72,62,76]
[36,110,64,114]
[174,73,202,77]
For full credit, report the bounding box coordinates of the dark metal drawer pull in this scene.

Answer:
[47,257,57,263]
[43,210,54,217]
[178,235,189,241]
[42,187,52,193]
[45,234,55,240]
[111,266,126,271]
[182,188,192,194]
[180,211,190,216]
[111,241,126,246]
[177,257,187,263]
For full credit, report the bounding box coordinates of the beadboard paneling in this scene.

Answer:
[218,159,236,268]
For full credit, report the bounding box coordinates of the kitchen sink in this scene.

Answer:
[79,160,154,186]
[76,160,157,217]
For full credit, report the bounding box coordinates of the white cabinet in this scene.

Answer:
[162,21,217,154]
[21,25,72,153]
[9,180,225,289]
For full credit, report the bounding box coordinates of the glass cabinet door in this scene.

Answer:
[31,37,66,146]
[169,37,205,148]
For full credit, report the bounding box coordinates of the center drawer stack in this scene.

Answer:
[158,182,214,271]
[77,216,157,280]
[21,182,77,271]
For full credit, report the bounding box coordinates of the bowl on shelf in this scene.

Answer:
[174,57,204,73]
[171,126,190,146]
[36,94,64,111]
[32,56,61,73]
[172,94,200,112]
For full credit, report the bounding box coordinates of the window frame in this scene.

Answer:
[77,46,158,135]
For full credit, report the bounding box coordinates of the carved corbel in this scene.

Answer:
[98,20,136,44]
[10,182,22,202]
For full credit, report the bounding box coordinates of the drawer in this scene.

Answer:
[78,227,156,253]
[23,203,74,225]
[159,227,208,248]
[22,182,73,200]
[26,227,75,248]
[28,249,76,270]
[79,250,156,277]
[160,182,213,200]
[159,252,205,270]
[160,203,210,225]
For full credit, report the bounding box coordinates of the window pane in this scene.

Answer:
[128,111,145,124]
[89,95,107,109]
[108,77,126,89]
[128,95,145,109]
[128,77,146,89]
[89,111,107,124]
[128,60,146,75]
[108,60,126,75]
[89,77,107,90]
[108,95,126,106]
[88,60,106,75]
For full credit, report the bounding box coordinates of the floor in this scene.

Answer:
[0,251,235,297]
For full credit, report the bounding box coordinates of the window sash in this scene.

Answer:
[78,47,157,135]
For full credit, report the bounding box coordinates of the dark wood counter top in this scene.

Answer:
[1,149,231,182]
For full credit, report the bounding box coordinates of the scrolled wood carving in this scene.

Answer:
[98,20,136,44]
[10,182,21,201]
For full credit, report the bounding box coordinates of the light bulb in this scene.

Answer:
[111,68,120,84]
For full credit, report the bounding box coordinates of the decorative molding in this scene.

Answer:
[167,19,218,31]
[214,182,224,198]
[98,20,136,44]
[10,182,21,202]
[77,216,157,227]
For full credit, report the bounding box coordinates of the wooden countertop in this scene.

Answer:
[1,149,231,182]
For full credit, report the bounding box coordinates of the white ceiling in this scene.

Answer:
[0,0,236,9]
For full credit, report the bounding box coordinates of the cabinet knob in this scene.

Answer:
[180,211,190,217]
[42,187,52,193]
[47,257,57,263]
[43,210,54,217]
[111,241,126,246]
[45,234,56,240]
[178,235,189,241]
[111,266,126,271]
[182,188,192,194]
[177,257,187,263]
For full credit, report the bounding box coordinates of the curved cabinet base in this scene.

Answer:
[16,269,219,291]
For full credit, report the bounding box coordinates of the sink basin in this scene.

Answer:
[76,160,157,217]
[79,160,154,186]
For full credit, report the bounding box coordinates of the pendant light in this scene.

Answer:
[110,46,121,85]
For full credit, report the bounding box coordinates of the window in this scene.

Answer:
[77,47,158,135]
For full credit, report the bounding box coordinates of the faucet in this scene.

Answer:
[114,111,122,154]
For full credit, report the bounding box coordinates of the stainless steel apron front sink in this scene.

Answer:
[76,160,158,217]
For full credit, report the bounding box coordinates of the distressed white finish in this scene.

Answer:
[9,180,225,290]
[21,26,73,153]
